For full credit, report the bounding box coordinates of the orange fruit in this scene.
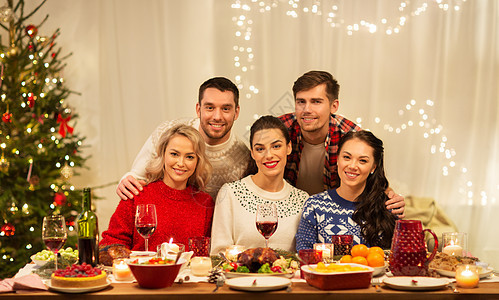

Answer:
[351,256,368,266]
[351,244,369,258]
[368,246,385,258]
[366,253,385,267]
[339,255,352,263]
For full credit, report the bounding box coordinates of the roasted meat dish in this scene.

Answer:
[237,247,279,272]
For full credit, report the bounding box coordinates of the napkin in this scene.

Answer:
[0,274,48,293]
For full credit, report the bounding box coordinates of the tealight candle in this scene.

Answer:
[443,244,463,256]
[113,259,134,281]
[456,264,479,288]
[225,245,246,262]
[313,243,332,260]
[190,256,212,276]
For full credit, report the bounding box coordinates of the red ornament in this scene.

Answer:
[2,112,12,123]
[25,24,38,38]
[54,192,67,206]
[28,43,34,51]
[1,223,15,237]
[27,95,35,108]
[51,52,56,58]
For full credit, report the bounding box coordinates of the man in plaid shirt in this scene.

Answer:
[279,71,405,216]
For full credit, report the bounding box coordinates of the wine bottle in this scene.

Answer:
[77,187,99,266]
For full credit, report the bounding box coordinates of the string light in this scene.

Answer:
[370,97,491,206]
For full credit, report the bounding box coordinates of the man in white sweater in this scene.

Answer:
[116,77,250,200]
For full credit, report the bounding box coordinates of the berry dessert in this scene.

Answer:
[51,263,108,288]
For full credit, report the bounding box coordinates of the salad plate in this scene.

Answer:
[224,270,294,279]
[46,279,111,293]
[226,276,291,291]
[383,277,449,291]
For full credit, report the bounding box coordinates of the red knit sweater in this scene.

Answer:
[100,180,214,251]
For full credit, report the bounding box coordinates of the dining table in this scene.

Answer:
[2,280,499,300]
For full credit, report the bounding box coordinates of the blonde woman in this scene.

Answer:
[101,124,213,250]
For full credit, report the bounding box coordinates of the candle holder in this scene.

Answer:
[442,232,467,256]
[331,235,353,257]
[225,245,246,262]
[113,259,134,281]
[456,264,479,288]
[190,256,212,276]
[313,243,333,263]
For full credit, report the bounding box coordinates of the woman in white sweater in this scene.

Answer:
[211,116,309,254]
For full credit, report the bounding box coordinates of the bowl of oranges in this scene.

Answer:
[338,244,388,277]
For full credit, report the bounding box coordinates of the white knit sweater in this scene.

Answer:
[210,176,309,254]
[122,118,250,199]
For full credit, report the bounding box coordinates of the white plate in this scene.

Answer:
[46,279,111,293]
[224,271,294,279]
[130,251,156,257]
[226,276,291,292]
[434,267,493,279]
[383,277,450,291]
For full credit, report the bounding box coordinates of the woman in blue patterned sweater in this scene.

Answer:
[296,131,397,250]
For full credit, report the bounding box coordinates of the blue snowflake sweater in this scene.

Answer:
[296,189,367,251]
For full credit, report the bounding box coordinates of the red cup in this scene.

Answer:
[299,249,323,279]
[331,235,353,256]
[188,236,211,257]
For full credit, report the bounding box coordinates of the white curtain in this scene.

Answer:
[28,0,498,266]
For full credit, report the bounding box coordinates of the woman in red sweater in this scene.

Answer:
[101,124,213,251]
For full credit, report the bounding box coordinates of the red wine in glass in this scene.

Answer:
[256,203,278,248]
[136,224,156,238]
[256,221,278,239]
[44,237,67,252]
[42,215,67,270]
[135,204,157,252]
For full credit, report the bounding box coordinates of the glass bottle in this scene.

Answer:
[77,187,99,266]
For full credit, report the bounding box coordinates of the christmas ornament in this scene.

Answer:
[6,45,20,57]
[27,95,35,108]
[25,24,37,37]
[0,223,15,237]
[28,175,39,191]
[54,192,67,206]
[2,112,12,123]
[60,163,73,179]
[57,114,74,138]
[0,153,9,173]
[0,6,13,23]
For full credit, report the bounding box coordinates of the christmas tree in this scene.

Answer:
[0,0,87,279]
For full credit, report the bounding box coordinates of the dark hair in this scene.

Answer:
[249,115,290,147]
[337,131,396,248]
[244,115,290,176]
[293,70,340,103]
[198,77,239,107]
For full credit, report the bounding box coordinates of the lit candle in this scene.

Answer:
[443,244,463,256]
[225,245,245,262]
[456,264,479,288]
[113,259,134,281]
[190,256,212,276]
[314,243,332,260]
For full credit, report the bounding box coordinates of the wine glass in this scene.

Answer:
[135,204,157,252]
[256,203,278,248]
[42,215,68,270]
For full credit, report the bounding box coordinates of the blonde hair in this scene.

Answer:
[145,124,212,191]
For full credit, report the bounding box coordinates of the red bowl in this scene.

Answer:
[127,259,182,289]
[301,263,374,290]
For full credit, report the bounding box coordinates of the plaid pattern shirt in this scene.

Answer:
[278,113,362,191]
